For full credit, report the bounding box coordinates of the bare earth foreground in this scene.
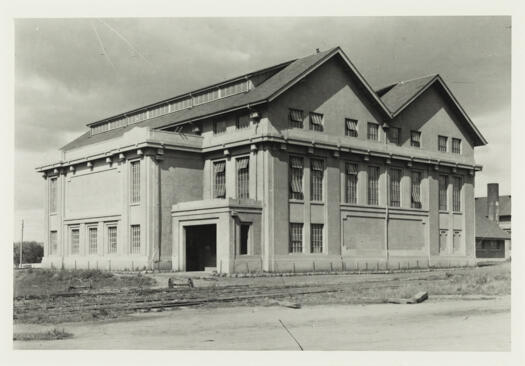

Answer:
[14,295,509,350]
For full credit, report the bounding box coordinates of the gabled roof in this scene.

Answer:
[62,47,393,151]
[475,195,512,217]
[476,213,510,240]
[376,74,488,146]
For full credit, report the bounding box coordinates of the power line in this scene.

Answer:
[90,20,117,71]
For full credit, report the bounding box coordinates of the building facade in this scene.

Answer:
[36,47,487,273]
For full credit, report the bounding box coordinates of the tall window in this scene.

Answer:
[368,166,379,205]
[289,109,304,128]
[214,160,226,198]
[310,159,324,201]
[49,231,57,255]
[130,161,140,204]
[438,135,448,152]
[70,227,79,255]
[309,112,324,131]
[439,175,448,211]
[289,157,304,200]
[49,178,57,213]
[289,223,303,253]
[367,123,379,141]
[452,176,462,211]
[236,157,249,199]
[389,168,401,207]
[452,138,461,154]
[213,119,226,134]
[411,131,421,148]
[107,225,117,254]
[88,227,98,255]
[130,225,141,255]
[236,114,250,129]
[345,119,358,137]
[311,224,323,253]
[388,127,400,145]
[345,163,358,204]
[411,171,422,209]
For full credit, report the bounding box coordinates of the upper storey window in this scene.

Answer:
[452,138,462,154]
[387,127,400,145]
[213,161,226,198]
[236,114,250,129]
[289,109,304,129]
[367,123,379,141]
[438,135,448,152]
[213,119,227,134]
[345,119,358,137]
[289,156,304,200]
[411,131,421,148]
[309,112,324,132]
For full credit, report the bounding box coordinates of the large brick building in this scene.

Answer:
[36,47,488,273]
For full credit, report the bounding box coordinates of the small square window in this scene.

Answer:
[309,112,324,131]
[289,109,304,128]
[367,123,379,141]
[213,119,227,134]
[411,131,421,148]
[345,119,358,137]
[438,135,448,152]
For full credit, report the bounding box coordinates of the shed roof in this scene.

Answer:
[476,213,511,240]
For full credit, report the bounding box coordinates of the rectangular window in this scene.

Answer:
[311,224,324,253]
[70,228,79,255]
[289,157,304,200]
[49,178,57,214]
[439,230,448,253]
[345,119,358,137]
[310,159,324,201]
[438,135,448,152]
[213,160,226,198]
[236,157,249,199]
[389,168,401,207]
[130,225,141,255]
[88,227,97,255]
[367,123,379,141]
[289,223,303,253]
[452,176,462,211]
[452,138,461,154]
[453,230,462,253]
[236,114,250,129]
[107,226,117,254]
[439,175,448,211]
[49,231,57,255]
[213,119,227,134]
[309,112,324,131]
[368,166,379,206]
[388,127,400,145]
[289,109,304,128]
[411,131,421,148]
[345,163,358,204]
[240,224,250,255]
[130,161,140,204]
[411,171,422,209]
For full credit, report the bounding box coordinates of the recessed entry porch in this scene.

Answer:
[172,198,263,274]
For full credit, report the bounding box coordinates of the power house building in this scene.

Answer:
[37,47,487,273]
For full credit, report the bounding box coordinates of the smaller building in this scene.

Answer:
[475,183,511,260]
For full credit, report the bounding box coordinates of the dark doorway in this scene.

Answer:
[185,224,216,271]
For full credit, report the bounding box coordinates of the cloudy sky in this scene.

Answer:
[14,17,511,241]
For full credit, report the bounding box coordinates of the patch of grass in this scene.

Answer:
[13,328,73,341]
[14,269,156,297]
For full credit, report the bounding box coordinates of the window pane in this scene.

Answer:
[107,226,117,253]
[368,166,379,205]
[438,136,448,152]
[411,171,422,208]
[411,131,421,147]
[453,176,461,211]
[310,159,324,201]
[236,157,249,199]
[214,161,226,198]
[388,127,400,145]
[130,225,141,255]
[390,168,401,207]
[311,224,323,253]
[289,109,303,128]
[130,161,140,204]
[213,119,226,134]
[345,119,358,137]
[236,114,250,129]
[345,163,358,204]
[289,157,304,200]
[367,123,378,141]
[452,138,461,154]
[88,227,97,255]
[309,112,324,131]
[289,223,303,253]
[439,175,448,211]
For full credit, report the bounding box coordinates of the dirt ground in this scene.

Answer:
[14,295,510,351]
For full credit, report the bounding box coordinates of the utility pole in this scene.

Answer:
[19,219,24,268]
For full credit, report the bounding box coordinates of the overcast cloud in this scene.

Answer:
[14,16,511,240]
